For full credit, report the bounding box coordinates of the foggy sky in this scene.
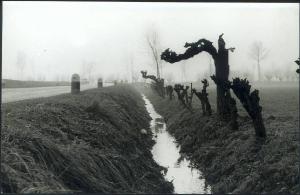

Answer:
[2,2,299,82]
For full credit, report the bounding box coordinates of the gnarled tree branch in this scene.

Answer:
[141,71,159,83]
[161,39,218,63]
[161,34,235,117]
[210,75,231,90]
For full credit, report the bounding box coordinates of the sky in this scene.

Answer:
[2,1,299,82]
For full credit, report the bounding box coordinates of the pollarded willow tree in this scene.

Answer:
[295,58,300,74]
[192,79,212,116]
[141,70,165,97]
[161,33,235,118]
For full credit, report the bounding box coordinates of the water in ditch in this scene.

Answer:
[142,94,211,194]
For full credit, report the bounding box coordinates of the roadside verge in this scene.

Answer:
[1,85,173,193]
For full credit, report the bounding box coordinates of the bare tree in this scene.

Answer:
[274,69,284,81]
[132,71,140,83]
[264,71,273,81]
[59,74,67,82]
[86,62,95,81]
[55,75,60,82]
[128,55,139,83]
[16,51,27,80]
[128,55,142,83]
[81,60,88,79]
[249,41,269,81]
[81,60,95,82]
[192,79,212,116]
[146,29,163,79]
[37,74,46,81]
[161,33,236,118]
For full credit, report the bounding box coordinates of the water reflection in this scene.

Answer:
[142,94,211,194]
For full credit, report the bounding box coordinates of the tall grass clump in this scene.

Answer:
[1,85,173,193]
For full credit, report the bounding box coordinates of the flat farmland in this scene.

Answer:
[191,82,299,137]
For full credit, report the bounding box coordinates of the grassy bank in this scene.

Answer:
[1,85,173,193]
[2,79,70,88]
[140,85,299,193]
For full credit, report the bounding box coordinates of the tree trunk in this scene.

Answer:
[258,60,261,81]
[231,79,266,138]
[214,49,231,118]
[205,98,212,116]
[253,114,266,138]
[156,62,160,79]
[228,95,238,130]
[201,100,206,115]
[160,34,234,118]
[158,79,164,98]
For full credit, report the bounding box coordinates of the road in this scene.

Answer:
[2,83,113,103]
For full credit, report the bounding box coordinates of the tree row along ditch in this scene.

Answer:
[1,85,173,193]
[140,33,298,193]
[140,85,299,194]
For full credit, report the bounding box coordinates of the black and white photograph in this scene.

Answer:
[1,1,299,194]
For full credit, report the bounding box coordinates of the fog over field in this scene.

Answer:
[2,2,300,194]
[2,2,299,82]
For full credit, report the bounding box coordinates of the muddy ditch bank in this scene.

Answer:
[1,85,173,193]
[140,86,299,194]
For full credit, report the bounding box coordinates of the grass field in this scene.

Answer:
[185,81,298,122]
[140,82,299,193]
[1,85,173,193]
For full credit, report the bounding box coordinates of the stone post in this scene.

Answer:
[98,78,103,88]
[71,73,80,94]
